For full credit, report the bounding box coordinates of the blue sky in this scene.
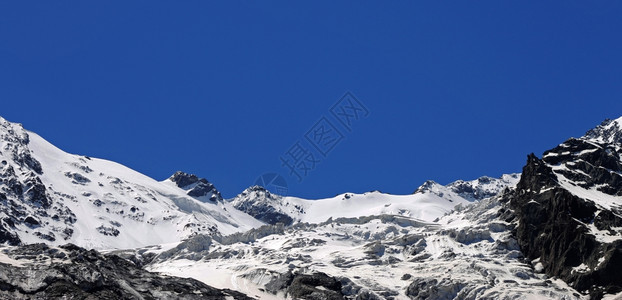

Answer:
[1,2,621,198]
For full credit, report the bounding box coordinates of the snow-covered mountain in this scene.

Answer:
[146,195,581,299]
[0,117,262,250]
[0,116,518,253]
[3,115,622,299]
[143,117,622,299]
[231,175,520,227]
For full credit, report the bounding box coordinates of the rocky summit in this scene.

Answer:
[508,117,622,299]
[2,115,622,299]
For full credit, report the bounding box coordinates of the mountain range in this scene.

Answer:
[1,115,622,299]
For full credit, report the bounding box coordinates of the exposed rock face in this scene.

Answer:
[169,171,223,202]
[0,243,252,299]
[584,117,622,145]
[508,119,622,299]
[169,171,202,188]
[0,118,74,245]
[231,186,294,225]
[0,221,20,245]
[406,277,465,300]
[287,272,344,300]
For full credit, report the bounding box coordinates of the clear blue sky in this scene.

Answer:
[1,2,621,198]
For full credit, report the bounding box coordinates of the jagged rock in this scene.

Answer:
[542,138,622,195]
[265,271,295,294]
[584,118,622,144]
[169,171,201,188]
[0,243,253,299]
[287,272,344,300]
[64,172,91,185]
[23,176,50,208]
[23,216,39,227]
[406,278,465,300]
[169,171,224,202]
[96,225,120,237]
[508,123,622,299]
[444,228,492,244]
[17,152,43,175]
[0,223,20,245]
[187,179,221,201]
[231,186,294,225]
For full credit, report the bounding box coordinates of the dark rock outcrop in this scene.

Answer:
[259,271,349,299]
[0,222,20,245]
[508,132,622,298]
[286,272,344,300]
[406,278,465,300]
[0,243,253,299]
[169,171,223,202]
[169,171,202,188]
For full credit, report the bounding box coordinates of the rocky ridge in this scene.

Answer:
[507,117,622,299]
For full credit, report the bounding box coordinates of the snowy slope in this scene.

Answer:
[231,174,519,226]
[0,117,262,250]
[5,113,621,299]
[146,195,583,299]
[1,115,508,251]
[231,187,471,226]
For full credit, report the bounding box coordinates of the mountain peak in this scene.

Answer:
[583,116,622,145]
[168,171,223,202]
[169,171,203,188]
[0,116,30,145]
[0,116,42,175]
[231,185,294,225]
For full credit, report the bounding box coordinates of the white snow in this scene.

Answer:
[285,191,470,224]
[9,130,263,250]
[0,116,600,299]
[148,197,585,299]
[557,177,622,212]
